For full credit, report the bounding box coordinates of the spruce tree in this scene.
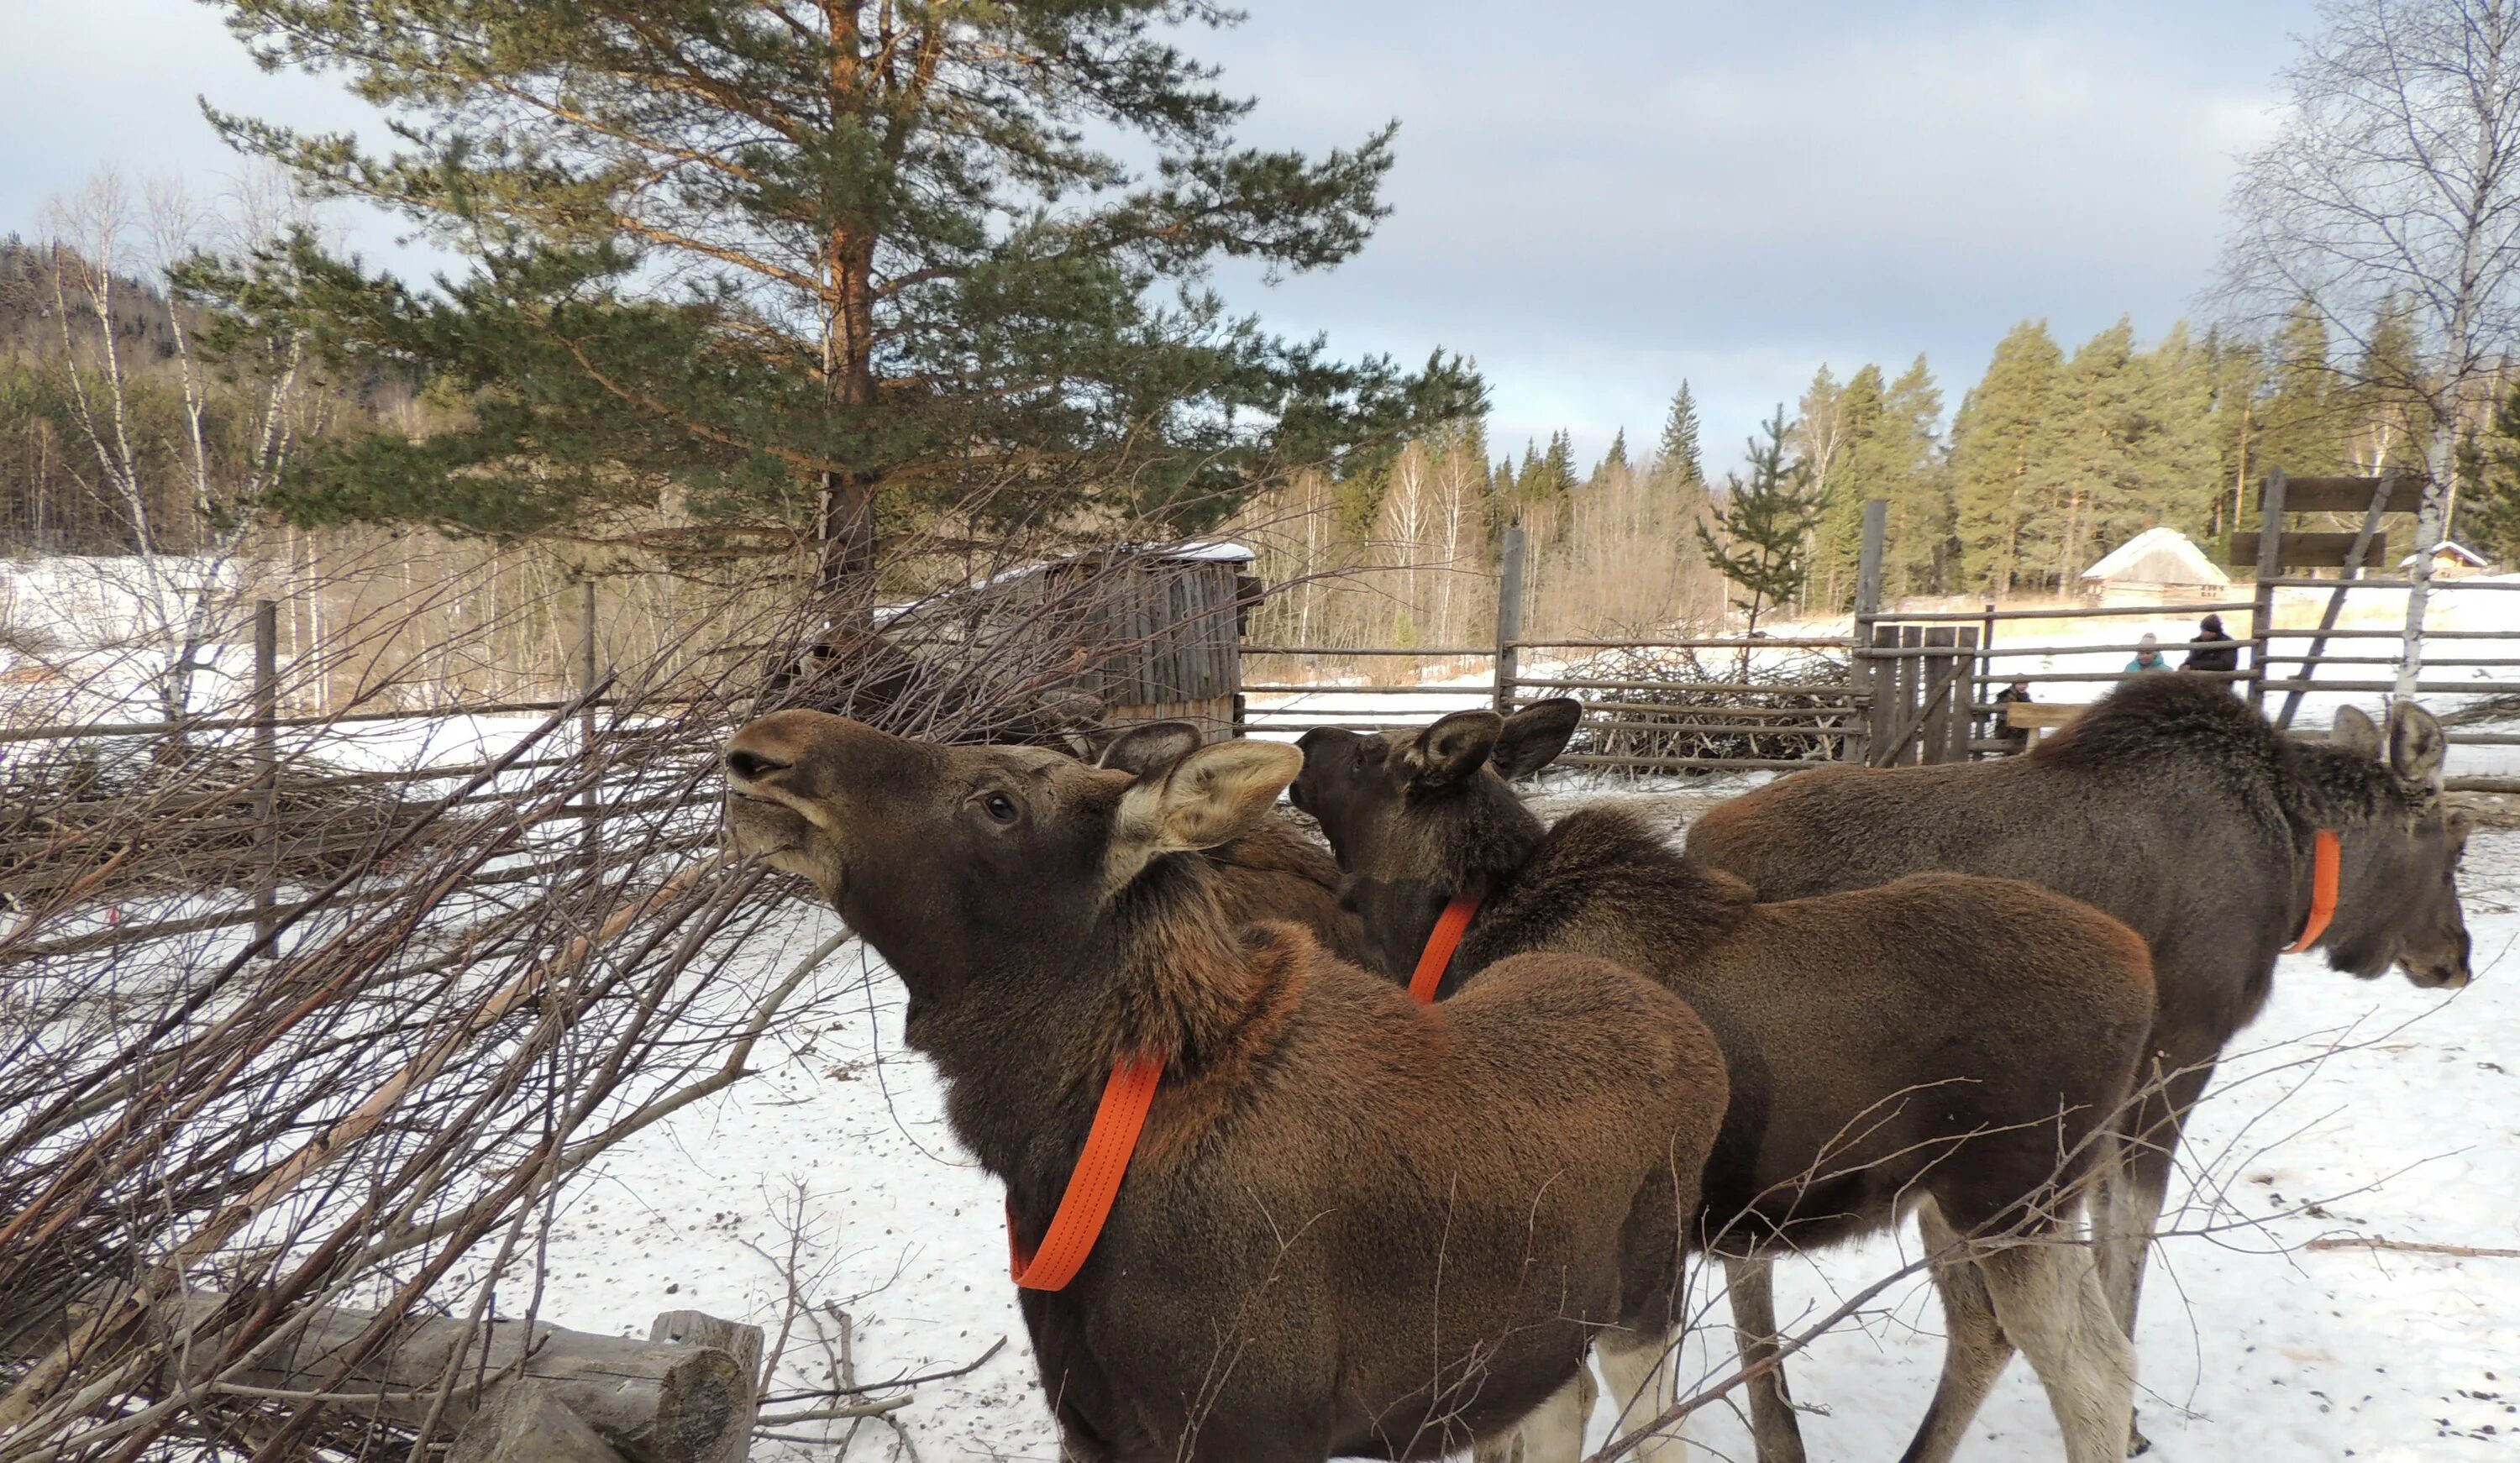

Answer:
[1698,407,1829,636]
[1950,321,2062,594]
[1656,382,1707,490]
[1596,427,1630,480]
[206,0,1478,622]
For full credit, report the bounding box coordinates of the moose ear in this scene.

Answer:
[1492,698,1582,780]
[2387,700,2448,786]
[1095,721,1204,779]
[1406,711,1504,787]
[1109,739,1301,882]
[2329,705,2382,759]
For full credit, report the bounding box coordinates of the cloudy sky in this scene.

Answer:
[3,0,2318,475]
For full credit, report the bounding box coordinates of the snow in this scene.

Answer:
[503,812,2520,1462]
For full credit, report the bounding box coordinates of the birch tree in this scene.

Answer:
[2223,0,2520,700]
[41,169,318,728]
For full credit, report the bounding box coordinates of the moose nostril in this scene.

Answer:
[725,748,788,781]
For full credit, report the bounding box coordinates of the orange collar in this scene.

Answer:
[2286,828,2341,954]
[1005,1054,1163,1292]
[1409,892,1484,1004]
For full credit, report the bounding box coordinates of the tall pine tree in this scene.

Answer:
[1950,321,2062,594]
[208,0,1478,623]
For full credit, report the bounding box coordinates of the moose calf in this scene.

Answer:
[1295,700,2157,1463]
[723,713,1728,1463]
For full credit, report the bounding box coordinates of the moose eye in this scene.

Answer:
[980,791,1019,825]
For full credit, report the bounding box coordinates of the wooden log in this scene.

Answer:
[449,1382,631,1463]
[33,1287,759,1463]
[649,1310,764,1389]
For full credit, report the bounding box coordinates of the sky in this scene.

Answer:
[0,0,2321,477]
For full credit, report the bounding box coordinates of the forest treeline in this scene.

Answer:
[2,229,2512,664]
[1233,300,2493,653]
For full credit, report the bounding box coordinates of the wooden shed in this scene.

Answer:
[2079,527,2230,607]
[888,540,1261,741]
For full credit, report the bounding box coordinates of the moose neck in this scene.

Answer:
[859,855,1267,1187]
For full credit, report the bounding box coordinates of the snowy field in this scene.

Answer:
[503,795,2520,1463]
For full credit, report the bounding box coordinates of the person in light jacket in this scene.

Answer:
[2125,633,2171,674]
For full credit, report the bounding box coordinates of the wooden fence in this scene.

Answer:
[1237,502,2520,791]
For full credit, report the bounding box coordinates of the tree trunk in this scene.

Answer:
[815,469,879,631]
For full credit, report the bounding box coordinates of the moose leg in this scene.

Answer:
[1896,1201,2017,1463]
[1595,1325,1688,1461]
[1976,1237,2136,1463]
[1470,1363,1595,1463]
[2095,1057,2214,1455]
[1726,1255,1808,1463]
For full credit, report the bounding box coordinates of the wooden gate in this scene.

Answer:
[1858,623,1981,766]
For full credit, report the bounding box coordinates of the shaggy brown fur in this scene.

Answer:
[1686,672,2474,1451]
[722,713,1728,1463]
[1094,721,1368,964]
[1294,703,2157,1463]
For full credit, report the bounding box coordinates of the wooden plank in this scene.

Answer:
[2003,702,2084,729]
[2226,530,2390,569]
[1894,624,1923,766]
[1950,627,1980,763]
[1921,627,1956,765]
[2257,475,2427,514]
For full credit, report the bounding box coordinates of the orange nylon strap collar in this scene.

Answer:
[1005,1054,1164,1292]
[1409,892,1484,1004]
[2286,828,2341,954]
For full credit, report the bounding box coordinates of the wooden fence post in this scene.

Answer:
[2249,467,2287,711]
[252,599,279,957]
[1848,499,1887,763]
[2274,468,2396,731]
[1494,522,1526,716]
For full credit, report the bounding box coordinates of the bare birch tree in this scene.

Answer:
[2222,0,2520,700]
[40,167,319,728]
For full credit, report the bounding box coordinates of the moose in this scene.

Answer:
[722,711,1730,1462]
[1687,672,2475,1453]
[1294,700,2158,1463]
[1090,721,1367,965]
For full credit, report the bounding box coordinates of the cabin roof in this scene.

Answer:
[2079,526,2231,586]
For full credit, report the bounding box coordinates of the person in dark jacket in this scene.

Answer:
[2182,613,2239,674]
[1992,678,2034,747]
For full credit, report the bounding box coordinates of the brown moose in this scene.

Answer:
[1688,672,2475,1453]
[722,712,1729,1462]
[1294,700,2157,1463]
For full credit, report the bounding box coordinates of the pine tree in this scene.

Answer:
[2207,331,2266,537]
[2135,322,2224,542]
[2029,319,2143,587]
[1698,407,1830,635]
[1950,321,2062,594]
[1804,364,1887,608]
[1656,382,1707,490]
[2256,298,2348,481]
[1873,356,1950,600]
[2349,296,2428,477]
[207,0,1479,622]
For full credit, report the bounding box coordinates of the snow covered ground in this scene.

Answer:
[509,805,2520,1462]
